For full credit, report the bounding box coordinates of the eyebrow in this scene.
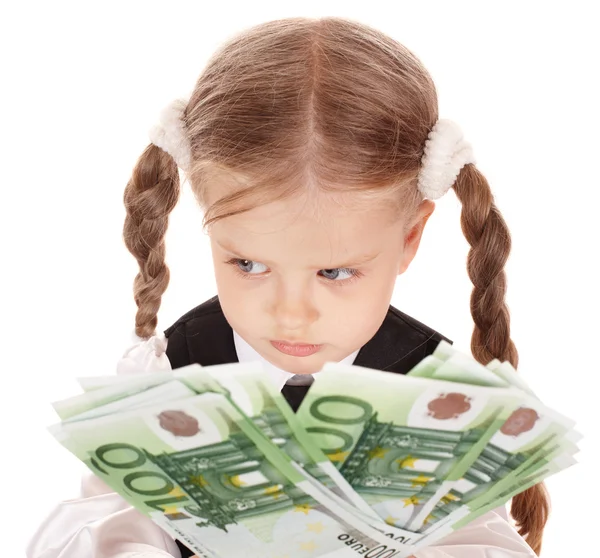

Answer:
[215,239,380,269]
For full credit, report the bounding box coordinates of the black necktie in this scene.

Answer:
[280,374,314,412]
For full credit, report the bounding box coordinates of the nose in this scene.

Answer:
[269,281,319,333]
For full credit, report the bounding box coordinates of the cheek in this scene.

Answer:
[325,272,397,339]
[213,267,262,330]
[215,274,246,303]
[354,265,398,307]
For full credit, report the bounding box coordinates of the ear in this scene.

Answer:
[398,200,435,275]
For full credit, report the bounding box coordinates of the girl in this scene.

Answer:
[27,16,547,558]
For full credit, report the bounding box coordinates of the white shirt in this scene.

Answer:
[27,332,536,558]
[232,330,360,390]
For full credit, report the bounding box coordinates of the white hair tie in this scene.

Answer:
[148,101,475,200]
[116,331,172,375]
[417,119,476,200]
[147,98,192,173]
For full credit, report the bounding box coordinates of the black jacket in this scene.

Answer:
[163,295,451,557]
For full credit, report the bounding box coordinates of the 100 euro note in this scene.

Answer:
[50,381,423,558]
[415,422,580,534]
[175,363,384,521]
[416,451,578,552]
[402,452,577,556]
[53,373,182,421]
[406,344,580,531]
[63,368,223,421]
[295,362,525,532]
[72,364,384,523]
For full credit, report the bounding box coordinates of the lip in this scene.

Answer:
[270,340,322,357]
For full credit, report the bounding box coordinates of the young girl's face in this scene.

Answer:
[208,190,433,375]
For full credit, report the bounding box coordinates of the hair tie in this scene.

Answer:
[116,331,172,375]
[417,119,476,200]
[147,98,192,173]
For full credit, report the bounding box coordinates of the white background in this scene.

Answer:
[2,1,598,557]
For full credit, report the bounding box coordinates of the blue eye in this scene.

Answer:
[319,268,356,281]
[230,259,268,274]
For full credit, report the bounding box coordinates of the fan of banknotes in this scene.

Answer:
[49,341,580,558]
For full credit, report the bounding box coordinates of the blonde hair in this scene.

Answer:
[122,16,549,552]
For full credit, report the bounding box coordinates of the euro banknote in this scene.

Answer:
[47,340,580,557]
[405,342,580,531]
[294,362,526,530]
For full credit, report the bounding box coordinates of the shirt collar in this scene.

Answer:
[233,330,360,391]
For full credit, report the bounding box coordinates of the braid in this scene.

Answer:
[452,164,550,555]
[123,144,181,339]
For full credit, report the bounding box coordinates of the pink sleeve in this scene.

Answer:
[26,473,181,558]
[414,508,537,558]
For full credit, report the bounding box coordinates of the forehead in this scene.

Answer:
[209,191,405,263]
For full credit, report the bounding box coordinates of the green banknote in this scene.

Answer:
[408,345,508,389]
[295,363,524,531]
[174,363,382,521]
[50,391,422,558]
[406,345,578,531]
[417,341,537,398]
[415,429,580,533]
[411,341,536,396]
[416,451,577,550]
[73,365,385,524]
[53,373,175,420]
[69,368,221,421]
[484,360,537,397]
[63,380,197,422]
